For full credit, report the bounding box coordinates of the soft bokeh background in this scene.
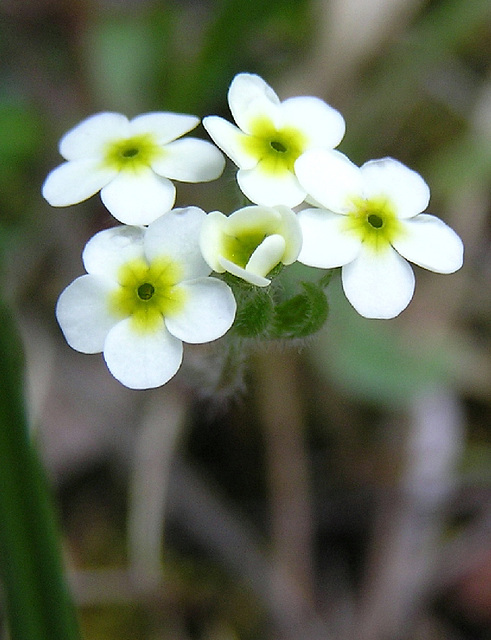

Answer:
[1,0,490,638]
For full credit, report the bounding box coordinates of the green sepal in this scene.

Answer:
[218,265,331,341]
[316,269,334,290]
[270,281,329,339]
[231,282,274,338]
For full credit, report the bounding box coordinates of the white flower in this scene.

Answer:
[294,150,464,319]
[42,112,225,225]
[202,73,345,207]
[200,204,302,287]
[56,207,236,389]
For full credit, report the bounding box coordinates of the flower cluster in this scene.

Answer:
[44,72,464,389]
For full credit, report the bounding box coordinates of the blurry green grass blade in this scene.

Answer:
[0,99,44,231]
[165,0,311,112]
[0,299,80,640]
[84,11,172,113]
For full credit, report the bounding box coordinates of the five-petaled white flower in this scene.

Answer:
[294,150,464,319]
[203,73,345,208]
[42,112,225,225]
[56,207,237,389]
[200,204,302,287]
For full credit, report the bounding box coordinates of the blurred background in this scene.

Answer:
[1,0,490,638]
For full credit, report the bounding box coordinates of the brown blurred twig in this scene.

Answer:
[354,387,464,640]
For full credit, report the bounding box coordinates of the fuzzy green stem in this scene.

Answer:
[0,299,81,640]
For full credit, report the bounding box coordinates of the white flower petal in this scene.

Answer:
[42,159,117,207]
[275,205,303,264]
[224,204,280,234]
[151,138,225,182]
[297,208,361,268]
[237,165,305,207]
[202,116,257,169]
[165,278,236,343]
[393,214,464,273]
[83,226,145,279]
[199,210,228,272]
[103,317,183,389]
[101,168,176,225]
[59,112,130,159]
[228,73,280,132]
[360,158,430,218]
[247,234,286,276]
[280,96,345,148]
[219,256,271,287]
[56,275,118,353]
[129,112,200,144]
[295,149,362,212]
[342,247,415,319]
[144,207,210,280]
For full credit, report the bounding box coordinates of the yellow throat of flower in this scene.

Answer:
[103,133,165,173]
[344,195,405,252]
[241,116,307,175]
[109,257,187,333]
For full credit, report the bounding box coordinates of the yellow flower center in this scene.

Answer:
[241,116,307,175]
[103,133,164,173]
[343,196,405,252]
[109,257,187,333]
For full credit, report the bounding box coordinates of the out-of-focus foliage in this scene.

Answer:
[0,299,80,640]
[0,100,44,249]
